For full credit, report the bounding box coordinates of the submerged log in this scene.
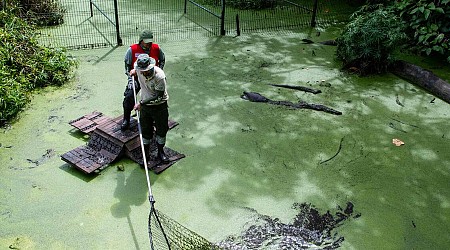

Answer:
[270,84,322,94]
[390,60,450,104]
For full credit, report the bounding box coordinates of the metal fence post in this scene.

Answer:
[236,14,240,36]
[220,0,225,35]
[113,0,122,46]
[89,0,93,17]
[184,0,187,14]
[310,0,318,27]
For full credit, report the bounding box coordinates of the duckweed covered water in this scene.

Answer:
[1,30,450,249]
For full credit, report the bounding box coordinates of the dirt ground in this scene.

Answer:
[1,28,450,249]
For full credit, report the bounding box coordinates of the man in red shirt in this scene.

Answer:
[121,30,166,130]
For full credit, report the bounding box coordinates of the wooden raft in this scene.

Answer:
[61,111,184,174]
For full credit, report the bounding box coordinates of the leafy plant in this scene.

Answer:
[4,0,66,26]
[0,7,78,126]
[336,8,407,75]
[394,0,450,63]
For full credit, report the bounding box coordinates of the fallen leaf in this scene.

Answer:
[392,138,405,146]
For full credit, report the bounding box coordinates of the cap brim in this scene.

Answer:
[143,38,153,43]
[137,64,155,72]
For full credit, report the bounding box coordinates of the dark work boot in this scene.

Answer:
[157,143,169,163]
[120,112,131,131]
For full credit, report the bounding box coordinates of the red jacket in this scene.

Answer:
[130,43,160,66]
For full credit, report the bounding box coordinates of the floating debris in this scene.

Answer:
[392,138,405,146]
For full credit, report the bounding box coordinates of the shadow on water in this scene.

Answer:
[68,129,90,141]
[27,24,448,249]
[58,163,97,183]
[158,30,450,248]
[110,167,148,250]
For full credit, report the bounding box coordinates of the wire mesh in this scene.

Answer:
[222,0,312,35]
[30,0,357,49]
[38,0,119,49]
[149,206,220,250]
[184,0,224,36]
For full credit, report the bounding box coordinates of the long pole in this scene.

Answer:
[132,76,172,250]
[131,77,154,203]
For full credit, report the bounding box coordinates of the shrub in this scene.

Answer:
[394,0,450,63]
[17,0,65,26]
[0,8,77,125]
[336,8,407,75]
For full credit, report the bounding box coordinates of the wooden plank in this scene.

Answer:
[61,146,90,164]
[61,144,116,174]
[96,119,118,131]
[78,157,101,174]
[61,151,81,165]
[69,117,91,128]
[111,114,124,123]
[85,111,103,120]
[91,115,109,124]
[62,112,184,174]
[153,153,185,174]
[93,129,125,149]
[80,123,98,134]
[124,137,141,152]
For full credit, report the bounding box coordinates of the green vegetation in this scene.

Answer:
[17,0,66,26]
[0,5,77,126]
[336,8,407,75]
[394,0,450,63]
[337,0,450,74]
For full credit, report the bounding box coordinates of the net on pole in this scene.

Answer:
[148,203,219,250]
[131,76,219,250]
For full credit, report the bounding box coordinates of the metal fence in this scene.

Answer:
[31,0,356,49]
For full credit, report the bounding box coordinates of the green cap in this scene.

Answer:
[139,30,153,43]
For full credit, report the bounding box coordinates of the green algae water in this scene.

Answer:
[1,31,450,249]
